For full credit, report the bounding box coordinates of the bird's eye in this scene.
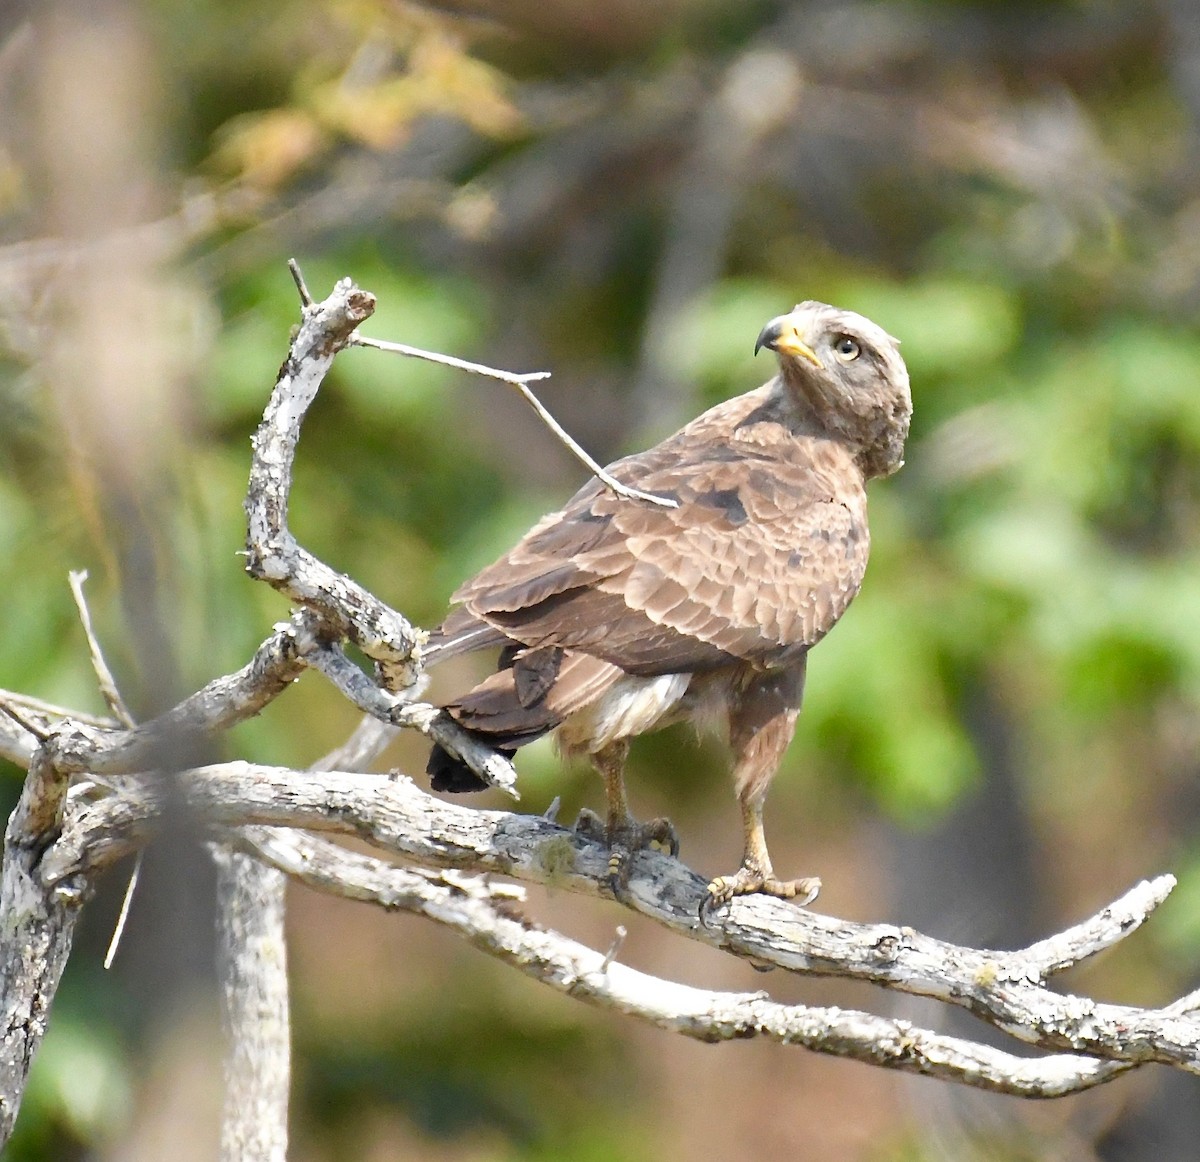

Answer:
[833,335,861,362]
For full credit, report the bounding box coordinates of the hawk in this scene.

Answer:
[425,302,912,911]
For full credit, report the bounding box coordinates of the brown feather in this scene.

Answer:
[446,651,624,743]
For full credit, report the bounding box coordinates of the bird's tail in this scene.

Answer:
[424,656,563,793]
[426,739,516,793]
[424,628,623,793]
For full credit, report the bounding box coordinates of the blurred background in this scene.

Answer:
[2,0,1200,1158]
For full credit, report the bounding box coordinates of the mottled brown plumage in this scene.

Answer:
[426,301,911,910]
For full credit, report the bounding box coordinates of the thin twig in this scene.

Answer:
[68,571,142,970]
[350,333,680,509]
[0,691,114,730]
[287,257,313,307]
[600,925,627,972]
[0,698,50,743]
[68,570,136,729]
[351,333,550,386]
[102,855,141,970]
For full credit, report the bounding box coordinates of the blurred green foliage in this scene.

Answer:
[5,1013,133,1158]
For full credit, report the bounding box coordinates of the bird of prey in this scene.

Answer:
[425,301,911,912]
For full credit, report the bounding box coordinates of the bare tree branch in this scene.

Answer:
[350,332,679,508]
[35,761,1199,1076]
[66,568,144,970]
[303,641,518,798]
[243,275,423,695]
[238,827,1134,1098]
[34,617,309,779]
[0,694,114,767]
[68,569,136,730]
[241,274,516,796]
[0,736,87,1143]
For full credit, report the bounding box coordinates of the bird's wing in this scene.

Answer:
[423,606,510,662]
[452,432,870,677]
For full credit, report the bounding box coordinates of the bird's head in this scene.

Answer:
[755,302,912,479]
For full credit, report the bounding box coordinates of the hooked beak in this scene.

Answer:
[754,316,823,368]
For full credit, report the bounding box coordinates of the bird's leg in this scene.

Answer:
[574,741,679,896]
[703,791,821,917]
[703,664,819,919]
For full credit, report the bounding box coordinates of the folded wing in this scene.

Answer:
[449,434,869,677]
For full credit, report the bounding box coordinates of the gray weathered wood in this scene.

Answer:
[37,760,1199,1080]
[240,826,1133,1097]
[0,739,87,1142]
[213,848,290,1162]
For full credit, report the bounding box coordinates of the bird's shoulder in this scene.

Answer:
[538,385,867,551]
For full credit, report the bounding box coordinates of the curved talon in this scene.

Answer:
[699,870,822,923]
[700,878,724,926]
[607,850,629,898]
[779,875,822,906]
[642,816,680,859]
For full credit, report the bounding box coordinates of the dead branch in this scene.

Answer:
[0,736,87,1142]
[349,332,679,508]
[35,761,1198,1081]
[237,827,1132,1097]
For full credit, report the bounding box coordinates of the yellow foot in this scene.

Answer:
[574,808,680,897]
[699,869,821,924]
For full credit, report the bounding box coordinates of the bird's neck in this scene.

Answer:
[775,372,908,481]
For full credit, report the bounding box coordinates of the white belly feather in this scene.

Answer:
[557,672,692,756]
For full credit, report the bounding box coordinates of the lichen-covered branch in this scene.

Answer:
[238,826,1133,1098]
[37,760,1199,1078]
